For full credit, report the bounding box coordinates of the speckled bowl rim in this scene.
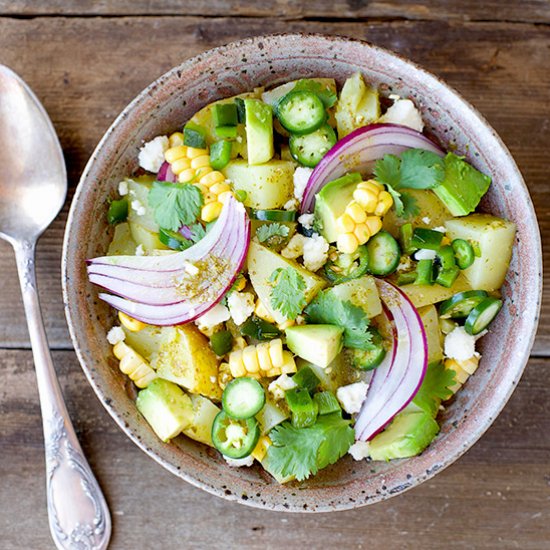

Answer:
[62,33,542,512]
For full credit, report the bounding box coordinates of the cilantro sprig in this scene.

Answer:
[256,223,290,247]
[374,148,445,218]
[413,361,457,417]
[269,267,307,319]
[264,413,354,481]
[305,290,374,350]
[148,181,203,231]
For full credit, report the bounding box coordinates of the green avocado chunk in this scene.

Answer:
[433,153,491,216]
[285,324,344,368]
[369,409,440,461]
[244,98,274,165]
[136,379,194,442]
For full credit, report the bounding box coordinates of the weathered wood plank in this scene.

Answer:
[1,349,549,549]
[0,16,548,352]
[0,0,550,24]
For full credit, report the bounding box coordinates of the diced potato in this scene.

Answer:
[107,223,137,256]
[128,221,168,252]
[222,159,295,210]
[400,272,472,308]
[154,325,222,400]
[247,241,327,324]
[444,214,516,291]
[126,176,158,232]
[256,399,289,435]
[382,189,454,236]
[417,305,443,364]
[335,72,380,138]
[181,394,220,447]
[328,276,382,319]
[122,325,177,361]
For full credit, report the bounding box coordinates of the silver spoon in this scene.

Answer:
[0,65,111,550]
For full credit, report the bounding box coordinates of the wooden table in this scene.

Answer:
[1,2,549,548]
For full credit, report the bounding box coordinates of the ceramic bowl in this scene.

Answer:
[62,33,542,512]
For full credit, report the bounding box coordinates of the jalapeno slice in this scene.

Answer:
[211,411,260,459]
[324,245,369,284]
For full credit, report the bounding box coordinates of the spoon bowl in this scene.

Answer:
[0,66,66,242]
[0,65,111,549]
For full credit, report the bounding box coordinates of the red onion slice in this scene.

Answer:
[301,123,444,213]
[87,195,250,325]
[157,161,177,183]
[355,279,428,441]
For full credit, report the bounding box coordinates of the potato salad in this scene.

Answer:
[88,73,516,482]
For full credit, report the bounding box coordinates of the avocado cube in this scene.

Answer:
[285,325,344,368]
[181,394,220,447]
[417,305,443,364]
[369,409,440,461]
[244,98,274,165]
[445,214,516,291]
[434,153,491,216]
[136,379,194,442]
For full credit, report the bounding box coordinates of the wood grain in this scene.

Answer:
[1,349,549,549]
[0,16,547,353]
[0,0,550,23]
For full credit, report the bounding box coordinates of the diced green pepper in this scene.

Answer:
[397,271,417,286]
[210,140,232,170]
[313,391,341,416]
[411,228,443,251]
[285,388,318,428]
[415,259,435,285]
[210,330,233,356]
[436,265,460,288]
[183,122,207,149]
[158,228,192,251]
[399,223,416,255]
[212,103,238,127]
[235,98,246,124]
[239,316,281,341]
[107,198,128,224]
[292,366,321,392]
[214,125,238,139]
[437,245,457,270]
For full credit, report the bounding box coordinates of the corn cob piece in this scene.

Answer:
[228,339,297,379]
[113,341,157,388]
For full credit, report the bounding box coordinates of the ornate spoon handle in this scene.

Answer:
[14,240,111,550]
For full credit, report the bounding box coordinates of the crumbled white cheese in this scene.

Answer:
[195,303,230,331]
[293,166,313,202]
[444,326,476,361]
[281,233,306,260]
[415,248,437,261]
[284,198,300,211]
[421,216,431,224]
[224,455,254,468]
[298,213,315,230]
[135,244,145,256]
[336,382,369,414]
[348,441,370,461]
[268,374,297,401]
[302,233,329,272]
[131,199,146,216]
[433,226,446,233]
[184,261,199,276]
[118,180,129,196]
[138,135,169,173]
[396,255,414,273]
[378,99,424,132]
[227,291,255,326]
[107,326,125,345]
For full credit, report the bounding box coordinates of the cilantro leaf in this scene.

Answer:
[265,413,354,481]
[373,153,401,189]
[305,290,374,350]
[148,181,203,231]
[269,267,307,319]
[256,223,290,246]
[293,79,338,108]
[384,183,405,217]
[413,361,457,417]
[401,191,420,219]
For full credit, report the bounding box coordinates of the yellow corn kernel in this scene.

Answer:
[243,345,261,374]
[444,358,467,394]
[346,201,367,224]
[218,191,234,204]
[353,223,370,245]
[201,201,223,222]
[118,311,146,332]
[255,299,275,323]
[268,339,284,368]
[337,233,359,254]
[357,179,383,194]
[374,191,393,216]
[186,147,208,159]
[210,182,232,196]
[168,132,184,148]
[252,435,272,462]
[256,342,273,372]
[196,166,213,180]
[353,187,379,213]
[266,367,281,378]
[233,274,247,292]
[194,183,209,196]
[165,145,188,164]
[335,213,355,234]
[234,337,247,350]
[365,216,383,237]
[113,341,130,360]
[218,362,233,390]
[171,157,192,175]
[458,355,480,376]
[280,351,297,374]
[441,236,451,246]
[229,349,246,377]
[177,169,195,184]
[113,342,156,388]
[191,154,211,170]
[200,170,226,187]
